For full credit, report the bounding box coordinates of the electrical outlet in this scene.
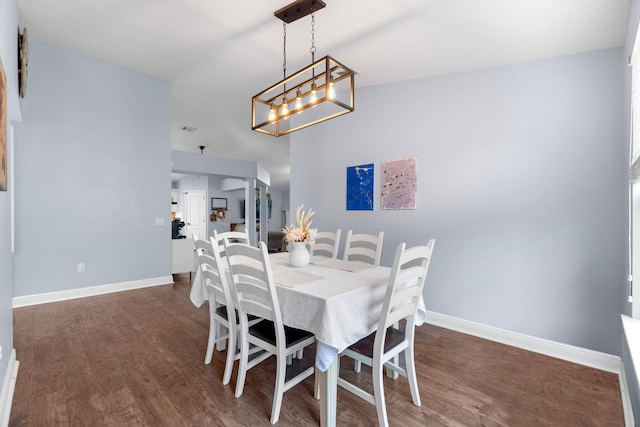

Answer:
[77,263,86,273]
[156,218,165,226]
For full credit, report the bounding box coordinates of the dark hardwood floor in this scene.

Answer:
[10,274,623,426]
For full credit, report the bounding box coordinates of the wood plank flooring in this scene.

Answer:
[10,274,623,426]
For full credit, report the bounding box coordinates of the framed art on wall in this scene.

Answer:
[346,163,374,210]
[211,197,228,210]
[381,156,417,210]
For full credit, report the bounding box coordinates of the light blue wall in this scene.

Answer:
[291,48,626,356]
[13,41,172,296]
[0,0,20,394]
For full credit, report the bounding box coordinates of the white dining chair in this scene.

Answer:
[310,229,342,259]
[343,230,384,266]
[225,240,316,424]
[195,238,260,385]
[337,239,435,427]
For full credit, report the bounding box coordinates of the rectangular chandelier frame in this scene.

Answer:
[252,55,355,137]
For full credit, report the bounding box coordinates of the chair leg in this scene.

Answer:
[204,306,217,364]
[216,323,227,351]
[270,354,287,424]
[222,326,236,385]
[372,362,389,427]
[234,335,249,398]
[405,346,421,406]
[386,322,399,379]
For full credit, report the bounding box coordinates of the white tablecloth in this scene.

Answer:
[190,252,427,371]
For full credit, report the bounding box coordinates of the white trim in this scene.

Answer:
[620,361,635,427]
[622,314,640,425]
[0,349,19,427]
[426,311,621,373]
[12,276,174,308]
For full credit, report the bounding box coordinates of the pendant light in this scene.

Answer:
[251,0,355,137]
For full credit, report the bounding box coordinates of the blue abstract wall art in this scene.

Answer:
[346,163,374,211]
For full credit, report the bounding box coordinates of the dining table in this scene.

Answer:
[190,251,427,427]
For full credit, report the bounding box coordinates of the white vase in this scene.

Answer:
[289,241,310,267]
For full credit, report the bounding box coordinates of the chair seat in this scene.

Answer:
[215,305,260,323]
[348,327,405,359]
[249,320,315,348]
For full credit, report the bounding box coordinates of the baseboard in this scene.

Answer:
[12,275,174,308]
[620,361,635,427]
[426,310,621,374]
[0,349,19,427]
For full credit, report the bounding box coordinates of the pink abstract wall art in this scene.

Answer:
[381,157,416,210]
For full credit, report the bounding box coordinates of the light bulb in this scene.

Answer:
[328,81,336,99]
[268,103,276,122]
[281,97,289,119]
[295,89,303,113]
[310,83,318,106]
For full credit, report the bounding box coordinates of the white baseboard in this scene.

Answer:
[426,310,621,374]
[12,275,174,308]
[0,349,19,427]
[620,361,635,427]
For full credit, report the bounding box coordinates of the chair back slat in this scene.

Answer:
[386,305,416,328]
[311,229,341,259]
[389,285,421,309]
[213,230,250,256]
[237,299,275,321]
[343,230,384,266]
[194,238,214,256]
[201,268,228,305]
[234,275,272,310]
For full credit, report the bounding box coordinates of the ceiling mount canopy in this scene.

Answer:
[252,0,355,137]
[274,0,326,23]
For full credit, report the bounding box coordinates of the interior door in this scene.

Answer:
[185,190,206,240]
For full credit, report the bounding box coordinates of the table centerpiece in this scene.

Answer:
[283,205,317,267]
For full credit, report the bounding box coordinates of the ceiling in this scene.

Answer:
[18,0,630,191]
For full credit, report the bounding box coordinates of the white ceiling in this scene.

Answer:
[18,0,630,190]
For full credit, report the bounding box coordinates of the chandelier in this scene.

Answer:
[251,0,355,137]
